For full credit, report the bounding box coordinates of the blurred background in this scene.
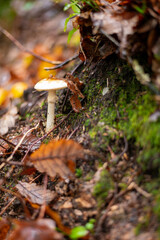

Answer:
[0,0,80,107]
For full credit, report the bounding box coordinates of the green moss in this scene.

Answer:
[93,170,114,207]
[86,74,159,170]
[118,92,159,170]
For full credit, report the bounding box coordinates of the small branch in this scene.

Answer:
[44,53,79,70]
[0,26,61,65]
[0,196,16,216]
[0,185,31,219]
[67,126,79,139]
[38,174,48,219]
[0,123,39,170]
[101,29,120,47]
[0,135,16,148]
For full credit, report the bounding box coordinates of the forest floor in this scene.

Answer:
[0,1,160,240]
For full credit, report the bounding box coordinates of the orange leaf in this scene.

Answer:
[29,139,84,179]
[70,94,83,113]
[67,81,84,99]
[0,218,10,240]
[66,73,83,90]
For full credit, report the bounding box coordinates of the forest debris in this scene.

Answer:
[59,200,73,209]
[16,181,56,205]
[0,106,18,135]
[29,139,84,179]
[75,193,96,208]
[92,7,139,52]
[7,219,63,240]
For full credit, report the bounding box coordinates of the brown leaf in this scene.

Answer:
[0,218,10,240]
[7,219,63,240]
[66,73,83,90]
[16,181,56,205]
[66,80,84,99]
[70,94,83,113]
[29,139,84,179]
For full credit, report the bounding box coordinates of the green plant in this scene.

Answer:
[64,0,80,43]
[75,168,83,177]
[69,219,96,239]
[64,0,99,42]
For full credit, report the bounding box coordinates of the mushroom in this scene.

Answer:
[34,77,67,132]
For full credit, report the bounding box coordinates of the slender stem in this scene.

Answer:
[46,90,57,132]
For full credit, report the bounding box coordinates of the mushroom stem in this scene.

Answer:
[46,90,57,132]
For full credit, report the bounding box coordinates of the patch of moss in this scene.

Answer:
[118,92,159,170]
[93,170,114,207]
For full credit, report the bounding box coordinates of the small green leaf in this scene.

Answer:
[64,3,72,11]
[70,226,88,239]
[71,4,80,13]
[85,222,94,231]
[67,28,78,43]
[64,13,77,32]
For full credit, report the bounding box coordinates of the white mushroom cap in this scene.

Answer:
[34,78,67,91]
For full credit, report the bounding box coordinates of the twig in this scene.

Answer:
[0,26,61,65]
[38,174,48,219]
[0,159,27,166]
[0,185,31,219]
[44,53,79,70]
[0,123,39,170]
[111,136,128,163]
[67,126,79,139]
[21,110,73,163]
[0,135,16,148]
[128,182,151,198]
[101,29,120,47]
[0,196,16,216]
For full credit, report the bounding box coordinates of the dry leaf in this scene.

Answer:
[0,218,10,240]
[70,94,83,113]
[67,80,84,99]
[0,88,8,106]
[0,106,18,135]
[29,139,84,179]
[66,73,83,90]
[7,219,63,240]
[16,181,56,205]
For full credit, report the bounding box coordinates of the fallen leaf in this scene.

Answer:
[29,139,84,179]
[0,106,18,135]
[70,94,83,113]
[0,88,8,106]
[66,80,84,99]
[16,181,56,205]
[66,73,83,90]
[0,218,10,240]
[7,219,63,240]
[11,82,28,98]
